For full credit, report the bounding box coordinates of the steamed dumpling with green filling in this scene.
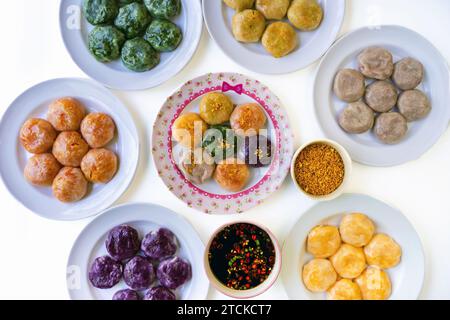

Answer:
[144,0,181,19]
[89,26,126,62]
[144,19,182,52]
[121,38,160,72]
[119,0,142,6]
[115,2,151,39]
[83,0,119,25]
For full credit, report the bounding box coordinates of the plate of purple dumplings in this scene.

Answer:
[67,203,209,300]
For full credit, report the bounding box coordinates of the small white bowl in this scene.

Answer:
[290,139,352,201]
[204,221,282,299]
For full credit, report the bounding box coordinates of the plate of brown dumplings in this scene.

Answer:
[281,194,425,300]
[203,0,345,74]
[314,25,450,166]
[0,78,139,220]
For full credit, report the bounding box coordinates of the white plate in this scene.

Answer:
[314,25,450,166]
[0,78,139,221]
[67,202,209,300]
[203,0,345,74]
[60,0,203,90]
[281,193,425,300]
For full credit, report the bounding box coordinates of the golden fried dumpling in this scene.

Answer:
[52,167,88,203]
[302,259,337,293]
[172,113,208,149]
[80,113,116,148]
[330,244,366,279]
[327,279,362,300]
[199,92,234,125]
[232,9,266,43]
[364,234,402,269]
[20,118,57,154]
[47,97,86,131]
[223,0,255,11]
[256,0,290,20]
[288,0,323,31]
[262,22,298,58]
[306,225,341,258]
[24,154,62,186]
[81,148,118,184]
[230,103,267,136]
[214,158,250,192]
[339,213,375,247]
[356,267,392,300]
[52,131,89,167]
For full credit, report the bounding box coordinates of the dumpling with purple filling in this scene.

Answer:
[157,256,192,290]
[144,286,177,300]
[141,228,178,260]
[123,256,156,290]
[106,225,141,261]
[112,289,140,300]
[89,256,123,289]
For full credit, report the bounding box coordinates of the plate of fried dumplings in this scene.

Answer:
[0,78,139,220]
[203,0,345,74]
[281,193,425,300]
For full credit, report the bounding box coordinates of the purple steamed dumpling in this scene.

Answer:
[244,135,273,168]
[144,286,176,301]
[157,256,192,290]
[106,225,141,261]
[89,256,123,289]
[141,228,178,260]
[112,289,140,301]
[123,256,155,290]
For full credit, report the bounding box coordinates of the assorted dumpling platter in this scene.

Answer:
[1,0,450,302]
[152,73,294,214]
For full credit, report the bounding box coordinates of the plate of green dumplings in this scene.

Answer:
[60,0,203,90]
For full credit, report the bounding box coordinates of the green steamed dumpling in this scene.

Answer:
[83,0,119,25]
[144,19,182,52]
[119,0,142,6]
[115,3,152,39]
[89,26,126,62]
[144,0,181,19]
[121,38,160,72]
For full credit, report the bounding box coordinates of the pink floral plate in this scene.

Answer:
[152,73,294,214]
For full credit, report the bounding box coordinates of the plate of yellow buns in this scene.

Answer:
[281,193,424,300]
[203,0,345,74]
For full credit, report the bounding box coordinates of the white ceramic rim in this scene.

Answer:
[290,139,352,201]
[202,0,346,74]
[203,220,282,299]
[313,25,450,167]
[59,0,203,91]
[67,202,210,300]
[0,77,140,221]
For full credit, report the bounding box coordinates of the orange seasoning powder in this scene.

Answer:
[294,143,345,196]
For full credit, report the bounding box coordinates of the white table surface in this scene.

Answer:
[0,0,449,300]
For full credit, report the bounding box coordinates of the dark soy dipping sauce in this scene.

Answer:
[208,223,276,291]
